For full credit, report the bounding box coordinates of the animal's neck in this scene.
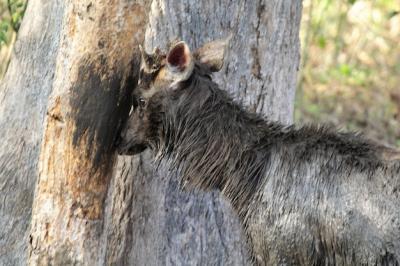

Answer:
[155,73,389,219]
[157,81,271,217]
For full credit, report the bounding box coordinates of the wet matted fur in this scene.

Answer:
[117,40,400,265]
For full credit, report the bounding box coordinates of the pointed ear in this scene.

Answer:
[193,36,230,72]
[166,41,194,82]
[139,44,164,72]
[139,44,150,69]
[139,44,147,62]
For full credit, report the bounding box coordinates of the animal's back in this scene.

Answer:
[244,131,400,266]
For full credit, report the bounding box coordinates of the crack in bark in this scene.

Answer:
[251,0,265,80]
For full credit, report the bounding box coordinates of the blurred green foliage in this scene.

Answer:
[297,0,400,148]
[0,0,26,46]
[0,19,9,45]
[0,0,26,78]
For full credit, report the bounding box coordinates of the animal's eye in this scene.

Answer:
[138,97,146,108]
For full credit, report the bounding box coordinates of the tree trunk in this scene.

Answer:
[27,0,150,265]
[103,1,302,265]
[0,1,65,265]
[0,0,302,265]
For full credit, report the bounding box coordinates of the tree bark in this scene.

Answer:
[0,0,302,265]
[0,1,65,265]
[27,1,150,265]
[103,0,302,265]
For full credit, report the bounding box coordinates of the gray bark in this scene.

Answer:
[0,1,65,265]
[103,0,302,265]
[0,0,301,265]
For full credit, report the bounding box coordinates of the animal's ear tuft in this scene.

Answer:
[166,41,194,82]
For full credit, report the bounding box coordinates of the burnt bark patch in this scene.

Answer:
[69,55,138,170]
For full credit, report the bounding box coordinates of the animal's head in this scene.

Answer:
[116,38,229,155]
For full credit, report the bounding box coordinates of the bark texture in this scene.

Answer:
[0,1,65,265]
[0,0,301,265]
[103,0,302,265]
[28,0,149,265]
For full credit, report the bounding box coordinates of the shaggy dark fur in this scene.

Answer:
[119,61,400,265]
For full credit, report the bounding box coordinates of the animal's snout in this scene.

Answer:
[114,130,148,155]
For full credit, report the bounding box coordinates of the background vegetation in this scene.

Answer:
[298,0,400,147]
[1,0,399,147]
[0,0,26,77]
